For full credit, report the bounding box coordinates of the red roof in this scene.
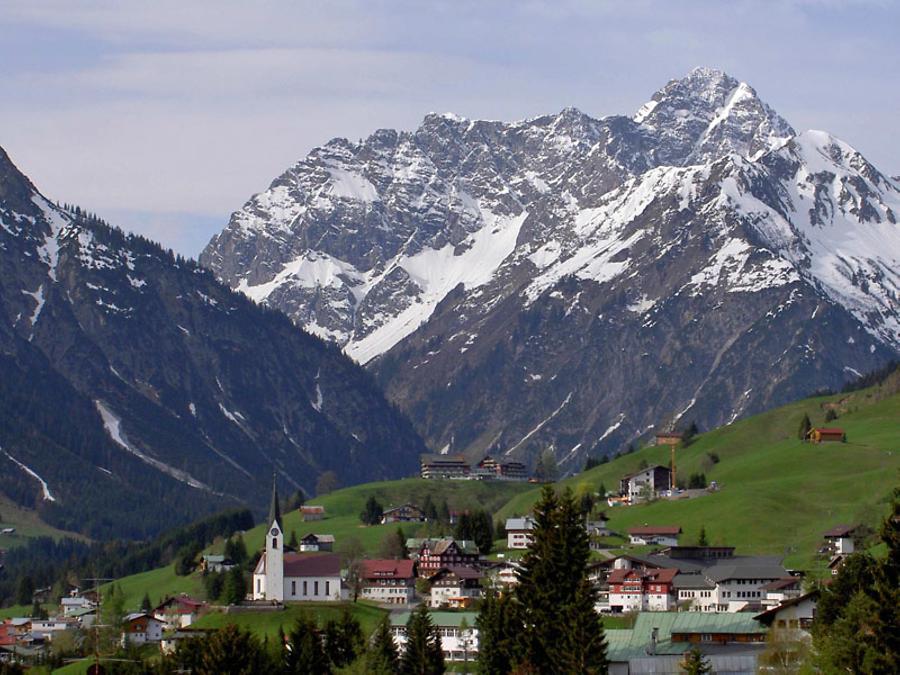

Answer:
[300,505,325,513]
[283,553,341,577]
[628,525,682,536]
[824,525,856,538]
[813,428,844,434]
[361,559,415,580]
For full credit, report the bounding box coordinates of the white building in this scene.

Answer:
[627,525,681,546]
[30,618,75,641]
[391,611,479,662]
[505,516,536,549]
[359,560,417,605]
[252,480,342,602]
[823,525,856,555]
[121,613,165,645]
[755,591,818,634]
[429,567,483,608]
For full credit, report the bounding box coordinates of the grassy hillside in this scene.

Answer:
[219,477,532,557]
[193,601,387,639]
[0,494,87,550]
[500,377,900,570]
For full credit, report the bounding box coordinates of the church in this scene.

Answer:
[252,480,343,602]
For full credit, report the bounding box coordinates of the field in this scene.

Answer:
[192,601,387,639]
[0,494,87,550]
[499,380,900,570]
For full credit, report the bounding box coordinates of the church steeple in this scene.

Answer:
[268,474,282,531]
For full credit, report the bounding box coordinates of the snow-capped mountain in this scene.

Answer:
[202,68,899,470]
[0,146,425,538]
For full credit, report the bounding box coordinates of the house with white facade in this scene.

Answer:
[505,516,536,549]
[619,466,672,503]
[121,613,165,646]
[627,525,681,546]
[607,568,678,613]
[754,591,818,635]
[252,480,342,602]
[822,525,856,555]
[299,533,335,552]
[153,596,207,629]
[360,560,417,605]
[429,566,484,608]
[391,611,479,662]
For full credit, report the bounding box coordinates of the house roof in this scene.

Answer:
[430,565,483,581]
[390,611,478,629]
[823,525,856,537]
[505,517,535,531]
[753,591,819,624]
[627,525,681,536]
[704,557,787,583]
[155,596,206,614]
[300,505,325,513]
[283,553,341,577]
[621,465,671,482]
[760,578,802,592]
[361,559,415,579]
[604,612,766,660]
[383,503,422,514]
[301,533,335,543]
[407,537,479,556]
[671,573,716,589]
[812,427,844,434]
[420,454,469,465]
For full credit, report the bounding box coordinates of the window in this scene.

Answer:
[257,579,261,593]
[326,581,331,596]
[303,581,308,595]
[291,581,296,596]
[315,581,320,595]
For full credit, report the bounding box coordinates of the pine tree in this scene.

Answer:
[401,603,445,674]
[366,616,400,674]
[288,530,299,550]
[361,496,384,525]
[223,566,246,605]
[476,591,520,674]
[798,413,812,440]
[140,592,152,613]
[680,646,712,674]
[200,624,273,673]
[286,614,331,674]
[422,494,438,521]
[15,575,34,606]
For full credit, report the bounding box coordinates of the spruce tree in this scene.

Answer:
[680,646,712,674]
[286,614,331,674]
[476,591,520,674]
[223,566,246,605]
[698,525,708,547]
[140,592,152,613]
[200,624,273,673]
[366,616,400,674]
[515,486,607,673]
[401,603,445,674]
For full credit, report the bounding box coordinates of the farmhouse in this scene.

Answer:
[420,454,471,480]
[121,613,165,646]
[299,505,326,521]
[153,596,206,629]
[806,427,846,443]
[619,465,672,502]
[429,566,484,608]
[380,503,427,524]
[252,482,342,602]
[391,611,479,662]
[822,524,856,555]
[754,590,819,634]
[627,525,682,546]
[408,537,480,576]
[299,533,335,552]
[200,554,237,573]
[505,516,536,549]
[360,559,417,605]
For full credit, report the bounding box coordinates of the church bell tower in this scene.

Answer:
[264,475,284,601]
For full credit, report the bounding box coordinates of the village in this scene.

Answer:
[0,422,859,673]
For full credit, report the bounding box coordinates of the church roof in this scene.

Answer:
[255,552,342,577]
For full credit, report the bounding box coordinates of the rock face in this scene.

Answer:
[202,67,900,472]
[0,146,426,539]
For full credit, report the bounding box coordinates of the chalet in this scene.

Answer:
[654,432,684,446]
[381,503,427,524]
[121,613,165,646]
[30,618,76,642]
[619,466,672,502]
[360,559,417,605]
[60,596,95,617]
[505,516,536,549]
[754,591,818,634]
[627,525,681,546]
[828,553,849,576]
[486,560,522,589]
[200,554,237,573]
[299,533,335,552]
[391,611,479,662]
[153,596,207,629]
[407,537,480,576]
[822,524,856,555]
[806,427,846,443]
[420,454,471,480]
[299,505,326,521]
[608,567,678,612]
[429,566,483,608]
[760,578,804,608]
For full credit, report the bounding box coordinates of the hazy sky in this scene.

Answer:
[2,0,897,256]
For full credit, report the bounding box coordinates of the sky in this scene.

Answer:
[1,0,897,256]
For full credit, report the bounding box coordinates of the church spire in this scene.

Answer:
[268,473,282,531]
